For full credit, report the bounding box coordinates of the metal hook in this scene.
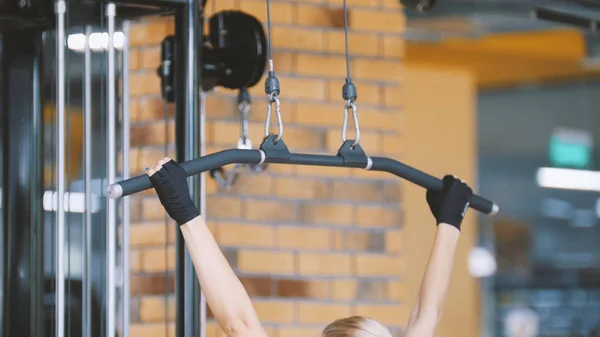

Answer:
[210,166,243,190]
[227,164,243,187]
[264,93,283,143]
[342,99,360,147]
[210,168,229,188]
[239,101,250,145]
[210,89,270,190]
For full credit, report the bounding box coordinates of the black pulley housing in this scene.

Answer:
[158,10,267,98]
[400,0,437,12]
[203,10,267,90]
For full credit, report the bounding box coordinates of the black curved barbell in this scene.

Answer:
[108,135,499,216]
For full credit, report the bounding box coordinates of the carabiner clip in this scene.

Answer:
[342,99,360,147]
[265,92,283,143]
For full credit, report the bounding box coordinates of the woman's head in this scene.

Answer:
[322,316,392,337]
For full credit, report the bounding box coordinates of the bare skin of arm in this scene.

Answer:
[179,216,267,337]
[404,223,460,337]
[146,159,266,337]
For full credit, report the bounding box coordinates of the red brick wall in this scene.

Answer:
[126,1,406,336]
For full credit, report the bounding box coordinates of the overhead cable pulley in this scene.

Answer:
[158,10,267,101]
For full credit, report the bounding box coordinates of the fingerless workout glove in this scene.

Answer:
[149,160,200,226]
[426,175,473,230]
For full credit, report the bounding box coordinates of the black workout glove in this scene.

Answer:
[149,160,200,226]
[426,175,473,231]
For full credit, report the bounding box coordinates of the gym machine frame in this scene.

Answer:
[1,0,207,336]
[56,1,208,336]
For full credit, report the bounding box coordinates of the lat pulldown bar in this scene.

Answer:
[108,135,499,216]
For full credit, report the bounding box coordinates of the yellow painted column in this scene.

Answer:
[402,64,480,337]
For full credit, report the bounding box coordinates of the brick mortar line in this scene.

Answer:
[129,42,405,58]
[131,219,403,233]
[131,100,404,115]
[134,14,406,32]
[206,219,402,232]
[129,124,405,139]
[270,47,405,61]
[147,210,403,223]
[197,193,403,207]
[196,220,402,229]
[248,297,405,305]
[129,242,404,255]
[127,94,404,110]
[131,262,405,280]
[133,298,405,308]
[127,95,403,108]
[128,68,402,86]
[260,73,399,86]
[137,206,404,219]
[129,120,404,133]
[140,216,404,224]
[129,272,404,283]
[275,52,404,63]
[130,60,405,79]
[128,108,405,122]
[246,21,406,37]
[218,223,403,234]
[130,107,404,124]
[267,0,401,9]
[134,244,405,256]
[131,0,404,12]
[256,22,405,34]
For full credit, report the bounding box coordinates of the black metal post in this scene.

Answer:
[0,30,45,337]
[0,34,3,337]
[174,0,202,336]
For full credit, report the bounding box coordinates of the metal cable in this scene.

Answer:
[343,0,352,82]
[266,0,274,73]
[163,90,170,337]
[341,0,360,147]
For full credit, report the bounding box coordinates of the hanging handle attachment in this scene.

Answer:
[341,79,360,148]
[209,88,268,190]
[238,87,252,150]
[264,72,283,142]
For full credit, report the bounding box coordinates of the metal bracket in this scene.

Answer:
[158,36,175,102]
[337,140,368,166]
[259,134,291,160]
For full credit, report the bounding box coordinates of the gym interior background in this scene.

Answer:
[1,1,600,337]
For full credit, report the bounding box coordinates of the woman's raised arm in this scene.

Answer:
[404,176,473,337]
[146,158,266,337]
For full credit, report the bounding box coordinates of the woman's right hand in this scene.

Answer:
[145,157,200,226]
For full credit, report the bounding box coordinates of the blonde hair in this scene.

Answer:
[322,316,393,337]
